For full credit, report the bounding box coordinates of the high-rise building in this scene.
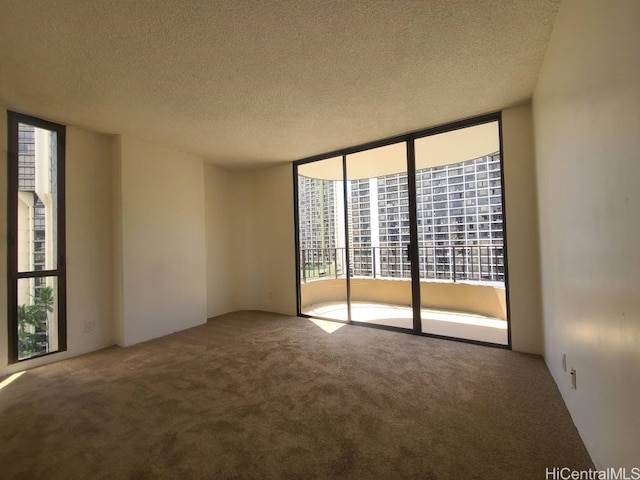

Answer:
[297,176,346,280]
[18,124,47,273]
[298,153,504,283]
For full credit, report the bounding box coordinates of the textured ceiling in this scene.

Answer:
[0,0,559,168]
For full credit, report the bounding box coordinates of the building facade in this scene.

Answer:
[298,153,504,283]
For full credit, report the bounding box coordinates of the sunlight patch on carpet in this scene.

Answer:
[308,318,346,334]
[0,371,25,393]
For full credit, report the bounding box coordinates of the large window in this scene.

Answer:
[7,112,66,362]
[294,113,511,347]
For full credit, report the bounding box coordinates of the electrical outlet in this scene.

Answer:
[562,353,567,372]
[570,368,577,389]
[268,290,274,300]
[84,319,95,333]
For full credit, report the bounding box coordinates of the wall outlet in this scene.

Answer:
[268,290,274,300]
[84,319,95,333]
[570,368,577,389]
[562,353,567,372]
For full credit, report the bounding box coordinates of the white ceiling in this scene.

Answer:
[0,1,559,169]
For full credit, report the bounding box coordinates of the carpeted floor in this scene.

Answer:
[0,311,592,479]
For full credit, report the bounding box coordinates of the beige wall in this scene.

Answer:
[113,135,208,347]
[227,173,261,312]
[533,0,640,469]
[65,128,115,354]
[251,164,297,315]
[111,136,124,347]
[221,164,297,315]
[204,163,233,318]
[501,104,543,353]
[0,112,115,377]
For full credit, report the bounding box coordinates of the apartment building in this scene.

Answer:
[300,154,504,282]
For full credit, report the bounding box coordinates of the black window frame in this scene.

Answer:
[7,111,67,364]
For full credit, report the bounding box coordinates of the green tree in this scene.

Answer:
[18,286,54,359]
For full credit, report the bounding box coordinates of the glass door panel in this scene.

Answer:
[297,157,348,321]
[414,121,508,345]
[346,143,414,330]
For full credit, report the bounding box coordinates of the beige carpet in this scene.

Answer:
[0,311,592,479]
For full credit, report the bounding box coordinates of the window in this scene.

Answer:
[7,112,66,363]
[294,113,509,346]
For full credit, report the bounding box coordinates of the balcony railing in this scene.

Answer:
[300,245,505,284]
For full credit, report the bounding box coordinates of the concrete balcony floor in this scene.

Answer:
[303,301,508,345]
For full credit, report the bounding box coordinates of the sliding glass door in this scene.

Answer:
[345,142,416,330]
[295,113,509,347]
[413,120,508,344]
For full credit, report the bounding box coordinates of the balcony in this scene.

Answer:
[300,245,507,345]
